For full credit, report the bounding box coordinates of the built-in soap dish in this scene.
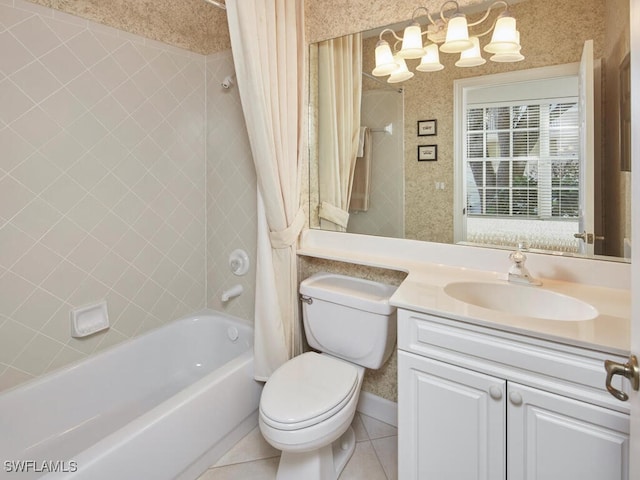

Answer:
[70,301,110,338]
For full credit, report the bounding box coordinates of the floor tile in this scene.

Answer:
[199,457,279,480]
[339,441,387,480]
[371,435,398,480]
[360,414,397,439]
[213,427,280,467]
[352,413,369,442]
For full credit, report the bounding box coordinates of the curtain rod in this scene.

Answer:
[362,72,403,93]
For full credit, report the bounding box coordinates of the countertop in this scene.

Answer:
[298,231,631,356]
[390,264,630,356]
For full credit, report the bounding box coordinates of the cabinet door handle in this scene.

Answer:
[604,355,639,402]
[509,391,523,406]
[489,386,503,400]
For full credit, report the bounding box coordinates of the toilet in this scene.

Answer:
[259,272,397,480]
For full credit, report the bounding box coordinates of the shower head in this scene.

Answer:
[221,75,235,89]
[204,0,226,10]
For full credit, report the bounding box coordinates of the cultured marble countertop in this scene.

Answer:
[390,264,630,357]
[298,235,631,357]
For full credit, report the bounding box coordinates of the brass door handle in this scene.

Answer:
[574,231,594,244]
[604,355,639,401]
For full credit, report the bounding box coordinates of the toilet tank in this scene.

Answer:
[299,273,398,369]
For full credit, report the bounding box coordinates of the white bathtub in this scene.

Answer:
[0,311,262,480]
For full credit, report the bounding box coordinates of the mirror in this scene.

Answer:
[308,0,631,261]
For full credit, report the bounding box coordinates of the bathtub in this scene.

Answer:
[0,311,262,480]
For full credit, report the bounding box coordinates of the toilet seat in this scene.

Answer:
[260,352,359,431]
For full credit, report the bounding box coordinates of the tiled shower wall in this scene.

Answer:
[0,0,209,391]
[205,51,257,322]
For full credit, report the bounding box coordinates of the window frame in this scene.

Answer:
[453,63,581,244]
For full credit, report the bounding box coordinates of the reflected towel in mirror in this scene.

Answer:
[350,127,372,212]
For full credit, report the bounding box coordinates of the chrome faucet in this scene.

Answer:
[508,244,542,286]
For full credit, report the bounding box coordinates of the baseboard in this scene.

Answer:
[356,391,398,427]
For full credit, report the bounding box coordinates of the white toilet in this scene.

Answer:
[259,272,397,480]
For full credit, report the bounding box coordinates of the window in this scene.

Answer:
[465,100,579,220]
[454,68,584,253]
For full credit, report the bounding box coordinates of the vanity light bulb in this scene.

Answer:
[398,23,426,59]
[416,44,444,72]
[484,13,519,53]
[440,13,473,53]
[387,56,414,83]
[455,36,486,67]
[490,31,524,62]
[372,40,399,76]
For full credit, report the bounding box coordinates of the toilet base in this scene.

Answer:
[275,426,356,480]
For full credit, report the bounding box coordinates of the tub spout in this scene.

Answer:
[221,284,243,302]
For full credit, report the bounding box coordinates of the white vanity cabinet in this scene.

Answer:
[397,309,630,480]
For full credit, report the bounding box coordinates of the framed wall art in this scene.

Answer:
[418,145,437,161]
[417,119,437,136]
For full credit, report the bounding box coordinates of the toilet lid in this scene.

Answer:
[260,352,359,430]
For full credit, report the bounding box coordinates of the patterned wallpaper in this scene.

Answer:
[22,0,230,54]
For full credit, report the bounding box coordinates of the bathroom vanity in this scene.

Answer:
[397,309,629,479]
[394,274,631,480]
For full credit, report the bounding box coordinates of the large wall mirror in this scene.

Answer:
[308,0,631,262]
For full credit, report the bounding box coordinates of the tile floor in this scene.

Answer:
[197,413,398,480]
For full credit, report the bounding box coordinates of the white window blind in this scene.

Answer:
[465,99,579,220]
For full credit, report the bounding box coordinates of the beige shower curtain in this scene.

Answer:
[226,0,305,380]
[317,34,363,231]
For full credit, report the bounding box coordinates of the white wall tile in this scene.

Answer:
[206,51,257,322]
[0,1,208,391]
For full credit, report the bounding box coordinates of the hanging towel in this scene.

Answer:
[318,201,350,229]
[349,127,372,212]
[357,126,367,157]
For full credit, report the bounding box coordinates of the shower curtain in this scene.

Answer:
[226,0,305,380]
[317,34,363,231]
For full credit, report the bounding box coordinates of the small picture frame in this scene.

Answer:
[418,145,437,161]
[417,119,437,136]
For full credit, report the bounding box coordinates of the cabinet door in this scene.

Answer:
[398,351,506,480]
[507,382,629,480]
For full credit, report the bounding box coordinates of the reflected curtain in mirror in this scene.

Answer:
[317,33,363,231]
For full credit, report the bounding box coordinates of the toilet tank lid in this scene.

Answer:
[300,273,397,315]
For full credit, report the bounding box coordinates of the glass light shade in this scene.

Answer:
[490,49,524,62]
[398,23,426,59]
[484,14,519,53]
[416,44,444,72]
[440,13,473,53]
[455,36,486,67]
[372,40,398,76]
[387,57,414,83]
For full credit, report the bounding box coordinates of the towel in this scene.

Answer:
[357,126,367,157]
[318,201,350,229]
[349,127,372,212]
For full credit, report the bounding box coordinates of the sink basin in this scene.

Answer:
[443,281,598,321]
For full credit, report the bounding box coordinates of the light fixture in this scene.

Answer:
[484,12,519,53]
[416,44,444,72]
[455,36,486,67]
[398,22,426,59]
[388,56,415,83]
[490,31,524,62]
[372,38,399,76]
[440,12,472,53]
[371,0,524,84]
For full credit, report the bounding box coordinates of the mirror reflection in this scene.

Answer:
[308,0,631,261]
